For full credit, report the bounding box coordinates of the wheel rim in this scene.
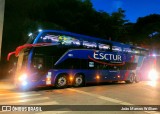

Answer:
[58,76,67,87]
[75,76,83,86]
[130,75,134,82]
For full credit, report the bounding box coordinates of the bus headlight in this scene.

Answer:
[18,73,27,81]
[148,69,158,81]
[22,81,28,86]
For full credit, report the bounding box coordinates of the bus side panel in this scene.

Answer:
[50,69,98,85]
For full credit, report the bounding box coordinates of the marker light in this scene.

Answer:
[18,73,27,81]
[28,33,32,36]
[96,75,100,79]
[38,29,42,32]
[46,77,51,81]
[69,77,73,81]
[148,69,158,81]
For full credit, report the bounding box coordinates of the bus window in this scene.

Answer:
[134,49,140,54]
[32,57,44,70]
[83,41,97,48]
[99,43,110,50]
[112,46,122,52]
[120,62,137,70]
[140,50,148,56]
[93,62,109,70]
[123,48,132,53]
[55,58,81,69]
[131,48,148,56]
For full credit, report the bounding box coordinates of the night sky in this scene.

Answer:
[91,0,160,22]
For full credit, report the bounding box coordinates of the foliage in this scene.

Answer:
[2,0,160,61]
[132,14,160,48]
[2,0,127,61]
[1,0,160,78]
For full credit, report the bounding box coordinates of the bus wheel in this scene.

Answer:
[135,75,141,83]
[125,73,135,84]
[74,74,84,87]
[55,74,68,88]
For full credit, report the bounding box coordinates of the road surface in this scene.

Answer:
[0,80,160,114]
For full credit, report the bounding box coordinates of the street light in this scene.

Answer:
[38,29,42,32]
[28,33,32,37]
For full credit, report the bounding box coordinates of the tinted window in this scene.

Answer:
[119,62,137,70]
[32,57,44,70]
[55,58,88,69]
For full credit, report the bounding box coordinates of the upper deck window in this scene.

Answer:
[123,48,132,53]
[132,49,140,54]
[112,46,122,52]
[83,41,97,48]
[99,43,110,50]
[41,34,59,42]
[130,48,148,56]
[32,56,44,70]
[141,50,148,55]
[37,32,82,46]
[38,33,59,43]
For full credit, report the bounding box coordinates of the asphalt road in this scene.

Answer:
[0,80,160,114]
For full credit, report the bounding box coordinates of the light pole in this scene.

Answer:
[0,0,5,61]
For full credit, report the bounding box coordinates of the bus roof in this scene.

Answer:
[33,30,147,50]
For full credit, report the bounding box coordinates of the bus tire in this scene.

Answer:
[112,81,118,83]
[73,74,85,87]
[135,75,141,83]
[125,73,135,84]
[55,74,68,88]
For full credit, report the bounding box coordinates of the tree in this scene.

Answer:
[2,0,127,62]
[132,14,160,48]
[109,8,128,41]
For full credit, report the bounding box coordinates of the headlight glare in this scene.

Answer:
[22,81,28,86]
[18,73,27,81]
[148,69,158,81]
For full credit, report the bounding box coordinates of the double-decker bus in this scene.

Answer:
[8,30,148,90]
